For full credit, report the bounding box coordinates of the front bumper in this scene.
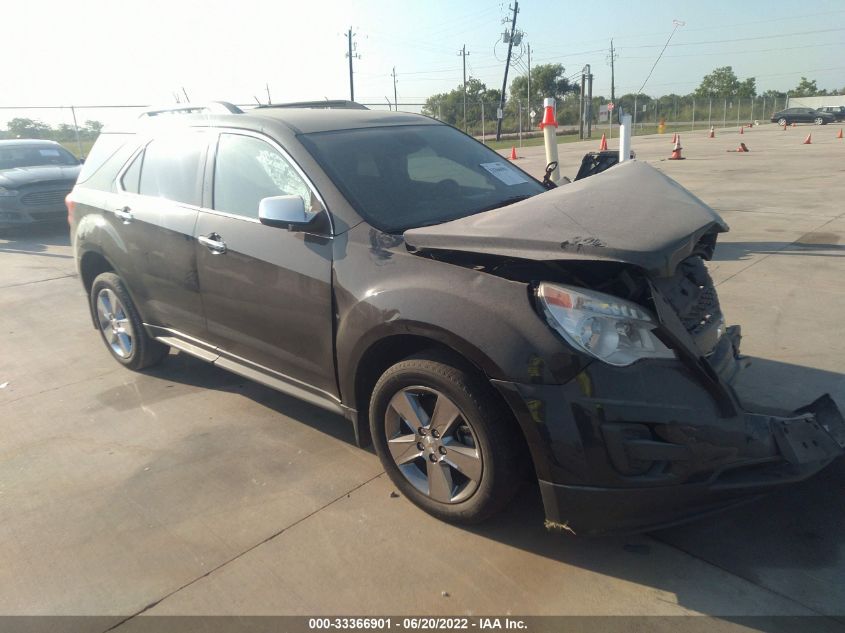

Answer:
[0,199,68,228]
[494,328,845,535]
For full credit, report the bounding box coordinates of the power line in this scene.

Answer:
[637,20,685,95]
[623,40,843,59]
[623,26,845,50]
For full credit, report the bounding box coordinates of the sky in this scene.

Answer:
[2,0,844,126]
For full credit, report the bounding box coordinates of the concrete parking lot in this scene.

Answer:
[1,124,843,630]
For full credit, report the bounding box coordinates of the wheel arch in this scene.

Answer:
[79,249,117,328]
[345,327,540,481]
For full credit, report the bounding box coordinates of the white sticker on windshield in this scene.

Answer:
[480,162,528,186]
[39,149,60,156]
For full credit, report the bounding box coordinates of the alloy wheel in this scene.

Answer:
[384,386,482,504]
[96,288,134,358]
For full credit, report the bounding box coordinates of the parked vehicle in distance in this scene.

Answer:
[770,107,835,126]
[0,139,82,230]
[817,106,845,122]
[67,103,845,534]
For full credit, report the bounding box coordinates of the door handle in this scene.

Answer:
[198,233,227,254]
[114,206,133,223]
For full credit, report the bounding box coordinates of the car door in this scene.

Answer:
[109,131,207,338]
[194,130,337,401]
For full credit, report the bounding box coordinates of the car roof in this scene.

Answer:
[243,108,439,134]
[0,139,64,147]
[106,107,441,136]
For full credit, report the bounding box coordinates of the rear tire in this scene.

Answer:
[814,117,825,125]
[369,352,523,524]
[90,272,169,370]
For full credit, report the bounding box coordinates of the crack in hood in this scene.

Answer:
[403,160,728,278]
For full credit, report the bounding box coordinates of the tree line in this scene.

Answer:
[423,64,844,135]
[0,118,104,141]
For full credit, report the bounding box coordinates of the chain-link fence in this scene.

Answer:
[612,95,790,136]
[0,94,794,159]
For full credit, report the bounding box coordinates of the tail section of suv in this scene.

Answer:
[68,106,845,534]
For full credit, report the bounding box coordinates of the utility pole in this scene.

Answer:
[526,43,531,127]
[496,1,519,141]
[608,39,617,118]
[458,45,470,131]
[579,70,586,139]
[391,67,398,112]
[586,67,593,138]
[346,28,359,102]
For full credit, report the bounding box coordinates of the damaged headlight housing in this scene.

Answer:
[536,282,675,366]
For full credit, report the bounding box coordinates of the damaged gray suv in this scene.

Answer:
[68,103,845,534]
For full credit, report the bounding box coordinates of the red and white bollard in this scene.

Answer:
[540,98,560,183]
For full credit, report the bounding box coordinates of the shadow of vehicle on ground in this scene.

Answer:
[134,350,844,626]
[713,236,844,262]
[0,220,72,258]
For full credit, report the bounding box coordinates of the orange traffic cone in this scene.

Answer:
[509,146,518,160]
[708,126,715,138]
[539,104,556,129]
[599,133,607,151]
[791,122,796,127]
[803,133,812,145]
[668,135,684,160]
[737,142,749,152]
[739,126,744,135]
[671,132,678,145]
[837,128,843,139]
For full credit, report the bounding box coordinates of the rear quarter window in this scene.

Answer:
[76,133,133,184]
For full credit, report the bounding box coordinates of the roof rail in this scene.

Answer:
[255,100,369,111]
[138,101,243,118]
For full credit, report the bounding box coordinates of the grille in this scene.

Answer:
[20,190,68,206]
[655,255,724,354]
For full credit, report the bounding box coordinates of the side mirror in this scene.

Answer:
[259,195,318,231]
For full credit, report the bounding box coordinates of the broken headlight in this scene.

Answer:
[536,282,675,366]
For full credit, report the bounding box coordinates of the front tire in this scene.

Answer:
[778,117,788,126]
[814,117,826,125]
[90,272,169,370]
[369,352,523,524]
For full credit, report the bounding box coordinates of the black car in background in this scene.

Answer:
[770,107,835,126]
[0,139,82,230]
[67,104,845,534]
[817,106,845,122]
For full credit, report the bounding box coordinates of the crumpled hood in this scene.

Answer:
[403,161,728,278]
[0,165,81,188]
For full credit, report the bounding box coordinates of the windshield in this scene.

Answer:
[300,124,546,232]
[0,144,79,169]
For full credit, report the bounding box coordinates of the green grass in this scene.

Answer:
[59,139,96,159]
[486,133,586,151]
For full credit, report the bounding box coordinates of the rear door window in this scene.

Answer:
[138,133,206,206]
